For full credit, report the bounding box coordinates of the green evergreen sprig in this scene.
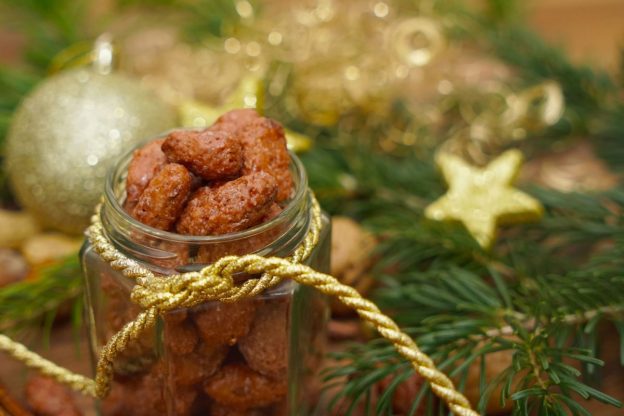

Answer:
[303,137,623,414]
[0,255,83,335]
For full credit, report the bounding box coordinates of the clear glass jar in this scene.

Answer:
[81,136,331,416]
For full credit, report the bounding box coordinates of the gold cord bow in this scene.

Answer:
[0,193,478,416]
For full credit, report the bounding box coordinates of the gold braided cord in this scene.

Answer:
[0,334,97,396]
[0,192,478,416]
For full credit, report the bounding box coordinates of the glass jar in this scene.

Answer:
[81,136,331,416]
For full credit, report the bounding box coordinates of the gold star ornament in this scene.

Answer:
[425,149,543,249]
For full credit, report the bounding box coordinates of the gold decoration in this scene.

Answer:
[0,194,478,416]
[179,75,313,152]
[282,129,314,153]
[48,34,119,75]
[116,2,562,158]
[390,17,445,67]
[119,27,245,106]
[118,1,447,126]
[5,68,175,234]
[178,75,263,128]
[178,100,221,129]
[425,149,543,248]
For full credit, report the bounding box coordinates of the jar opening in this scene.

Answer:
[100,133,311,271]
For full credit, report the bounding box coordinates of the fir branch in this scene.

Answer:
[0,255,83,334]
[306,141,624,414]
[327,264,623,415]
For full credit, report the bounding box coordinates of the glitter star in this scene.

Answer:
[425,149,543,249]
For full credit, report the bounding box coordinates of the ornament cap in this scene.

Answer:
[92,33,115,75]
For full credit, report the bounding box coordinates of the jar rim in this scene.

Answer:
[103,130,310,244]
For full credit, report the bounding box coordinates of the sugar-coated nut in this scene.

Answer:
[163,316,198,355]
[25,375,82,416]
[215,108,261,131]
[101,274,155,375]
[0,248,28,288]
[162,127,243,180]
[164,308,188,324]
[262,203,283,222]
[21,233,82,265]
[330,216,377,315]
[176,172,277,236]
[196,227,282,264]
[192,300,256,345]
[215,110,289,197]
[105,368,199,415]
[101,273,141,333]
[0,209,40,248]
[239,117,293,202]
[147,240,190,271]
[171,388,197,416]
[126,139,167,208]
[330,216,377,281]
[194,203,284,264]
[238,300,289,379]
[133,163,193,231]
[204,363,287,409]
[211,402,268,416]
[269,400,288,416]
[100,380,126,416]
[166,342,227,387]
[101,363,175,416]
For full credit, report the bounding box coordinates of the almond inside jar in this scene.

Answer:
[94,109,325,416]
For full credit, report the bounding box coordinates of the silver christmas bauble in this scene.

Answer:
[6,68,176,234]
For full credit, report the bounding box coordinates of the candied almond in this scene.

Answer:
[166,343,228,387]
[204,363,287,409]
[176,172,277,236]
[162,127,243,181]
[125,139,167,209]
[215,108,261,133]
[25,376,82,416]
[133,163,193,231]
[239,117,293,202]
[238,300,289,379]
[163,317,198,355]
[192,300,256,345]
[211,402,268,416]
[102,364,168,416]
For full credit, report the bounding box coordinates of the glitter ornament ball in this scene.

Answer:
[5,68,176,234]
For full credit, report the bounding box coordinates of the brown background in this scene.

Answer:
[529,0,624,71]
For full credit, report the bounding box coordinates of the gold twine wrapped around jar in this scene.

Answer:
[0,193,478,416]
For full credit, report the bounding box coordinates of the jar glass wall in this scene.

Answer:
[81,136,330,416]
